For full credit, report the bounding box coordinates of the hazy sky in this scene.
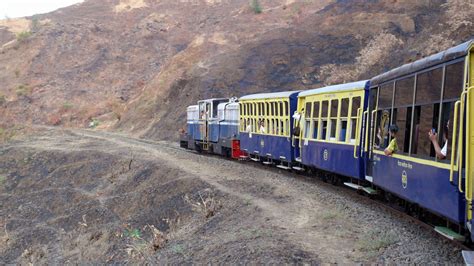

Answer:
[1,0,84,19]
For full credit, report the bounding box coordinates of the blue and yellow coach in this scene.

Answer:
[239,91,300,169]
[366,39,473,239]
[294,81,369,183]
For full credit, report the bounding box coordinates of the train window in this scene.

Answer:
[313,102,320,118]
[350,97,361,142]
[313,120,319,139]
[378,82,394,109]
[416,68,442,105]
[305,102,312,117]
[330,99,338,118]
[437,61,464,162]
[350,119,357,141]
[374,109,391,149]
[280,120,285,135]
[394,77,415,107]
[321,101,328,117]
[321,121,328,140]
[266,102,270,116]
[339,98,349,142]
[351,97,361,117]
[329,100,338,140]
[286,119,290,136]
[438,101,456,162]
[304,119,311,139]
[278,102,283,117]
[411,104,439,158]
[285,102,289,116]
[341,98,349,117]
[392,107,412,154]
[443,61,465,101]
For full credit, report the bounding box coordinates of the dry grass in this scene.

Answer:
[356,228,399,252]
[114,0,148,13]
[0,18,30,34]
[316,31,404,85]
[184,189,222,219]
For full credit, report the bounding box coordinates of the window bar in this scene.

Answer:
[408,74,417,156]
[436,64,447,163]
[390,81,396,143]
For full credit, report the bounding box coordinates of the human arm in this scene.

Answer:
[428,131,446,160]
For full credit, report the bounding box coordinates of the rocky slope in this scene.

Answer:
[0,0,472,140]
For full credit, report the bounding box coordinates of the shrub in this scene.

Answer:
[0,94,6,105]
[16,31,32,42]
[31,16,40,32]
[63,102,73,110]
[250,0,263,14]
[89,119,100,128]
[15,84,31,96]
[356,229,399,252]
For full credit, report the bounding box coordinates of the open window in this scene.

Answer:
[304,101,312,139]
[392,77,415,154]
[375,82,394,150]
[411,67,442,159]
[329,99,338,141]
[321,101,328,140]
[312,101,320,139]
[339,98,349,142]
[349,96,361,143]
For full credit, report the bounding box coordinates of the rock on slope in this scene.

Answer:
[0,0,472,140]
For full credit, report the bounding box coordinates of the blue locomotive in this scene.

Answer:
[180,39,474,243]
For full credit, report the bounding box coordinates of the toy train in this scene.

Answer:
[180,39,474,243]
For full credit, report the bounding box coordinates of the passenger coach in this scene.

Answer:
[365,39,473,240]
[239,91,300,169]
[294,81,370,186]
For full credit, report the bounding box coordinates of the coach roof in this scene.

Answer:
[371,39,473,86]
[298,80,368,97]
[239,91,300,101]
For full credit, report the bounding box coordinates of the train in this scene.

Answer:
[180,39,474,245]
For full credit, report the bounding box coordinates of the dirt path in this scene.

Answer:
[0,128,464,264]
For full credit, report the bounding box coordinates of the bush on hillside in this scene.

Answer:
[250,0,262,14]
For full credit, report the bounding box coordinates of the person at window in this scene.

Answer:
[246,119,252,132]
[428,120,449,160]
[384,125,399,156]
[259,119,266,134]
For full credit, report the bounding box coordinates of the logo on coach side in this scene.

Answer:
[323,149,328,161]
[260,139,264,147]
[401,170,407,189]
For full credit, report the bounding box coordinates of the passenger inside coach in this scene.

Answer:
[428,120,449,160]
[259,119,266,134]
[384,125,399,156]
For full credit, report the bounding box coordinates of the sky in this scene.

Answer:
[0,0,84,19]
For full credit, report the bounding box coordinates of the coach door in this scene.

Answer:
[365,87,378,181]
[466,50,474,221]
[198,101,210,150]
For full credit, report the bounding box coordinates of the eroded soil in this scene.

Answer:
[0,128,464,264]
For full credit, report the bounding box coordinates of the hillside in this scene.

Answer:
[0,0,472,140]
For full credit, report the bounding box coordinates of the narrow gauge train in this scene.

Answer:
[180,39,474,243]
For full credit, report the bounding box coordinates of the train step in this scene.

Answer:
[262,161,273,165]
[362,187,377,195]
[434,226,464,241]
[343,182,377,195]
[250,157,260,162]
[462,250,474,265]
[239,155,249,160]
[276,165,291,170]
[292,166,304,171]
